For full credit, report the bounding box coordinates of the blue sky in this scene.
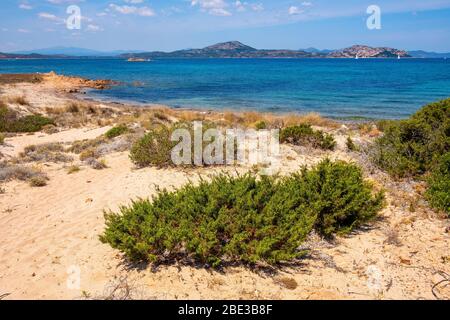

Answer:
[1,0,450,52]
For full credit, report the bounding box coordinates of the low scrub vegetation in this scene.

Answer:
[372,99,449,178]
[129,125,176,168]
[29,175,48,187]
[105,125,129,139]
[0,162,48,184]
[129,122,219,168]
[0,133,4,145]
[426,152,450,215]
[84,157,108,170]
[20,143,73,163]
[346,137,358,152]
[101,159,385,268]
[280,124,336,150]
[371,98,449,214]
[0,105,54,133]
[67,165,81,174]
[70,134,135,161]
[7,95,30,106]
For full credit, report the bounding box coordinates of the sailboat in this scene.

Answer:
[397,55,401,60]
[355,54,359,60]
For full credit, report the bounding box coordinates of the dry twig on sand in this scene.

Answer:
[432,271,450,300]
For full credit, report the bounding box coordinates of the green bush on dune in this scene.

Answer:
[0,104,54,133]
[280,124,336,150]
[371,98,449,214]
[129,122,226,168]
[100,159,385,268]
[105,124,129,139]
[426,152,450,215]
[372,98,450,178]
[129,125,176,168]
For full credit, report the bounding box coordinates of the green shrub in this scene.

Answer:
[280,124,336,150]
[105,125,128,139]
[426,152,450,215]
[0,105,54,133]
[346,137,358,151]
[129,122,222,168]
[101,159,384,268]
[9,115,54,133]
[255,121,267,130]
[372,98,450,178]
[297,159,385,236]
[376,120,397,132]
[129,125,176,168]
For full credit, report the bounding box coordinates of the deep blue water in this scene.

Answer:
[1,58,450,119]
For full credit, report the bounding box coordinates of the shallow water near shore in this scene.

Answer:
[1,58,450,119]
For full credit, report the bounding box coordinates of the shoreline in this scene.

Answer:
[0,71,422,122]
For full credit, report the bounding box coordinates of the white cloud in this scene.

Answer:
[109,4,155,16]
[235,1,245,12]
[209,8,232,16]
[234,1,263,13]
[87,24,103,32]
[191,0,232,16]
[19,4,33,10]
[17,28,30,33]
[288,6,303,15]
[38,12,64,23]
[250,3,264,12]
[301,2,312,7]
[46,0,84,3]
[124,0,144,3]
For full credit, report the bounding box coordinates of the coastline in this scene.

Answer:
[0,72,449,300]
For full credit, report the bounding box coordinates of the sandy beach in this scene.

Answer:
[0,73,449,300]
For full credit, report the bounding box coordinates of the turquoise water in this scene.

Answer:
[1,58,450,119]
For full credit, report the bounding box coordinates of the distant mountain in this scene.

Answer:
[301,47,333,54]
[409,50,450,58]
[4,42,447,60]
[204,41,256,51]
[13,47,144,57]
[0,52,66,59]
[120,41,317,59]
[328,45,410,58]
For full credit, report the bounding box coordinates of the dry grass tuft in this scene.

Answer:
[384,227,402,246]
[44,101,117,128]
[84,157,108,170]
[7,95,30,106]
[274,277,298,290]
[28,175,48,187]
[67,165,81,174]
[283,112,338,128]
[0,162,48,183]
[20,143,73,163]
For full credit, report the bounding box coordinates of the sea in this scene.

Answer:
[1,58,450,120]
